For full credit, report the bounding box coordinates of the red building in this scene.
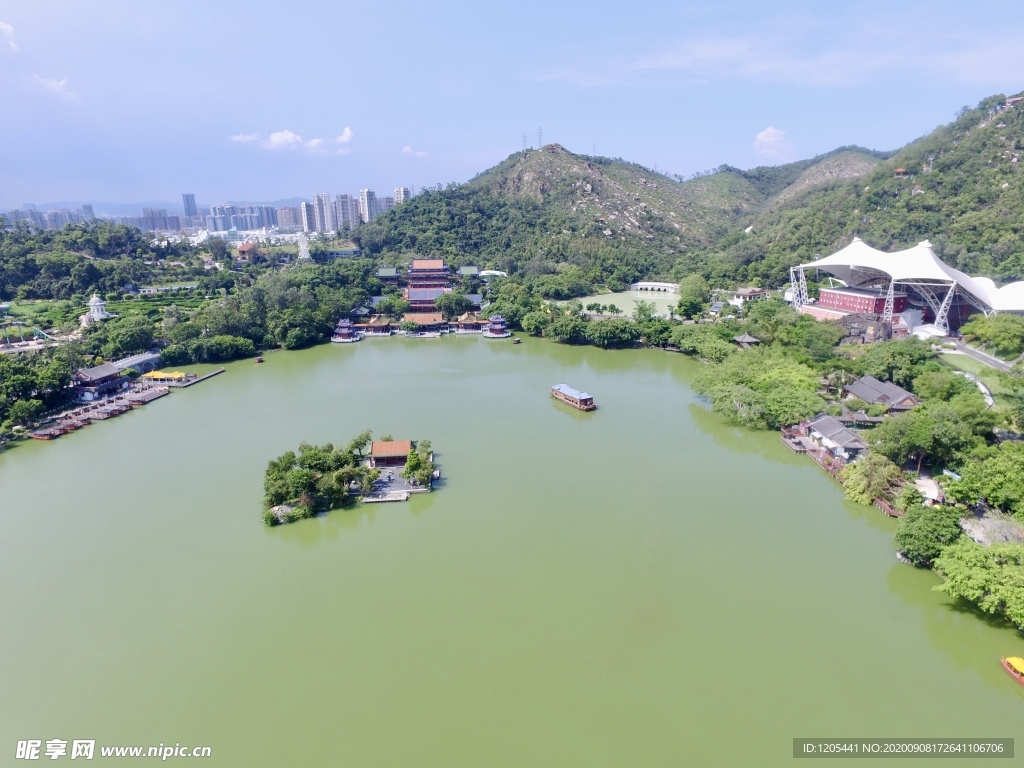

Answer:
[369,440,413,468]
[331,318,360,343]
[406,258,450,289]
[483,314,511,338]
[817,286,908,315]
[406,287,448,311]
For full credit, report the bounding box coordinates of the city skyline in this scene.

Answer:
[2,1,1023,209]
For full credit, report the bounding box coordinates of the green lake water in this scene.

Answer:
[1,335,1022,766]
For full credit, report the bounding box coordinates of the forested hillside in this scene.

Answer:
[697,93,1024,287]
[0,221,199,300]
[359,91,1023,293]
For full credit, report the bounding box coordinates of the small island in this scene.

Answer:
[262,431,437,525]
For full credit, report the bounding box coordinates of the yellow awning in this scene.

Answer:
[142,370,186,380]
[1007,657,1024,675]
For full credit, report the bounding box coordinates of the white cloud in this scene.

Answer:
[230,129,352,155]
[32,74,76,100]
[538,25,1024,89]
[0,21,17,51]
[402,145,428,158]
[266,129,304,149]
[334,127,353,144]
[752,126,795,163]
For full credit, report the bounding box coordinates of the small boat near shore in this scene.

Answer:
[1001,657,1024,686]
[550,383,596,411]
[512,337,521,344]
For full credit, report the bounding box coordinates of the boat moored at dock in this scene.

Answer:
[550,383,596,411]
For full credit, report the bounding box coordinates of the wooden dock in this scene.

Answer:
[166,367,225,388]
[362,491,411,503]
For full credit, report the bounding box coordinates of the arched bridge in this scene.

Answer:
[629,281,679,294]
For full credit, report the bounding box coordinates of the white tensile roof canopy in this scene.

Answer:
[791,238,1024,332]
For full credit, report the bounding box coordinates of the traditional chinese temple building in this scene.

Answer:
[354,315,394,336]
[403,312,446,333]
[376,266,400,285]
[331,318,361,343]
[369,440,413,468]
[451,312,485,332]
[72,362,127,402]
[482,315,511,338]
[406,258,450,289]
[406,287,448,311]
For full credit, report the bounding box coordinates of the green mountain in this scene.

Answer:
[355,90,1024,293]
[698,92,1024,287]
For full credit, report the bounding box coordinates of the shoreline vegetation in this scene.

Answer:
[4,90,1024,634]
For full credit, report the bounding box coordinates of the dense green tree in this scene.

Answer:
[934,541,1024,630]
[692,346,824,429]
[855,338,935,389]
[895,504,964,566]
[841,453,904,505]
[946,442,1024,519]
[434,292,473,320]
[960,314,1024,358]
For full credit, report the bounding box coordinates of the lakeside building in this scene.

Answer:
[354,315,394,336]
[451,312,485,333]
[457,266,480,281]
[407,287,448,312]
[802,414,869,461]
[402,312,446,333]
[482,315,511,338]
[331,318,361,343]
[733,332,760,349]
[791,237,1024,336]
[72,363,127,402]
[844,375,919,411]
[369,440,412,468]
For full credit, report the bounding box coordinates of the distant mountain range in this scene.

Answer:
[358,89,1024,289]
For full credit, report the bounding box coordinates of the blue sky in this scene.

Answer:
[1,0,1022,212]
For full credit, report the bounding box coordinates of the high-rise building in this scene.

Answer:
[394,187,411,204]
[276,206,298,229]
[359,189,376,224]
[377,196,395,216]
[300,201,316,233]
[182,193,198,218]
[82,204,95,220]
[335,194,357,230]
[311,193,335,232]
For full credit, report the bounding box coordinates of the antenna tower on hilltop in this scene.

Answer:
[522,134,527,151]
[537,127,543,148]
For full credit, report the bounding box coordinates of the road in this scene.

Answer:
[952,341,1012,372]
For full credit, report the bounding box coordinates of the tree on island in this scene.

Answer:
[401,440,436,487]
[262,436,379,525]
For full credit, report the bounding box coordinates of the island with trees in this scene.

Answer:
[262,431,437,525]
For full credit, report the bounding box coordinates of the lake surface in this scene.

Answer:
[2,336,1022,766]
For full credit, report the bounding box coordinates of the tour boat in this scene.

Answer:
[1001,657,1024,686]
[550,383,596,411]
[512,337,521,344]
[254,356,264,364]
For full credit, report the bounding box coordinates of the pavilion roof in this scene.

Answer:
[410,258,446,270]
[371,440,412,458]
[403,312,444,324]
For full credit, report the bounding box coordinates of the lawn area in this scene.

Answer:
[939,353,1012,406]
